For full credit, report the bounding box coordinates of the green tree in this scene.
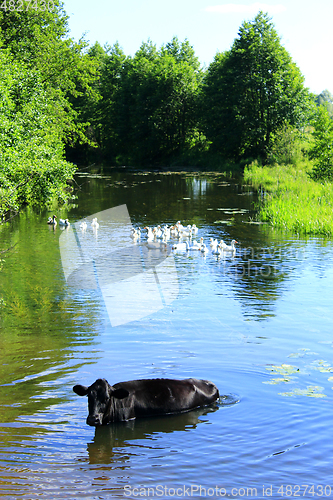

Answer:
[0,3,99,218]
[309,105,333,181]
[97,42,127,160]
[202,12,311,161]
[0,4,95,101]
[0,3,100,148]
[0,50,76,219]
[108,38,204,165]
[65,41,106,163]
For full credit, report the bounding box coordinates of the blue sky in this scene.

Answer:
[63,0,333,95]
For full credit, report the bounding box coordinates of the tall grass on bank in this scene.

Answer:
[244,161,333,236]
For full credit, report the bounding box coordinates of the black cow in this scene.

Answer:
[73,378,219,426]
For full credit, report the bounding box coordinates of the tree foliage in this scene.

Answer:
[309,105,333,181]
[202,12,311,161]
[0,2,99,219]
[0,50,76,217]
[92,37,205,166]
[97,42,127,160]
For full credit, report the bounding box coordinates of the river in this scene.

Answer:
[0,168,333,499]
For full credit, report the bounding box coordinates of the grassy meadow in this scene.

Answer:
[243,160,333,236]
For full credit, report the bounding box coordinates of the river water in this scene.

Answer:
[0,168,333,499]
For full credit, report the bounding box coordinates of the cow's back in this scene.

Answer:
[113,378,219,418]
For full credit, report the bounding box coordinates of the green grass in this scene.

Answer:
[244,160,333,236]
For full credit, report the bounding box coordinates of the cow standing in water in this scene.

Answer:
[73,378,219,426]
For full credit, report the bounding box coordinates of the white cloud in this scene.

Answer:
[205,3,286,15]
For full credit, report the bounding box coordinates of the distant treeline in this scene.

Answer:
[1,5,333,219]
[68,12,333,170]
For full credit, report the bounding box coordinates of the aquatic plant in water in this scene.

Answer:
[264,349,333,398]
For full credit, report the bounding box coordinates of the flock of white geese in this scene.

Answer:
[48,215,237,255]
[131,221,238,256]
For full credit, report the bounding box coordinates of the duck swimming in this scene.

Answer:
[47,215,57,226]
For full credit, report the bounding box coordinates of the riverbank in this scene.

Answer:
[244,160,333,236]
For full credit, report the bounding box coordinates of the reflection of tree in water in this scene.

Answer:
[0,211,101,425]
[214,242,304,321]
[77,169,245,229]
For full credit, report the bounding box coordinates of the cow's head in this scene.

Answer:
[73,378,129,426]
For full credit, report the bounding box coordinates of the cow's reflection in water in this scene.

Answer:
[87,404,219,464]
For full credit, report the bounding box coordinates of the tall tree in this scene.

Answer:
[97,42,127,160]
[0,2,98,218]
[106,37,203,165]
[0,50,76,218]
[202,12,311,161]
[0,2,100,145]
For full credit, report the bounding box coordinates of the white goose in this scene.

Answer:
[80,221,87,231]
[153,226,163,238]
[209,238,218,250]
[162,226,171,240]
[212,243,223,255]
[179,226,192,238]
[144,226,155,241]
[188,238,202,250]
[91,217,99,229]
[223,239,238,252]
[131,228,140,240]
[175,221,185,232]
[200,243,208,253]
[172,241,189,251]
[59,218,70,227]
[170,225,179,236]
[191,224,198,235]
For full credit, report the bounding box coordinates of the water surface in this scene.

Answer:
[0,169,333,499]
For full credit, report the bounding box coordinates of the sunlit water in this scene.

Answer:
[1,169,333,499]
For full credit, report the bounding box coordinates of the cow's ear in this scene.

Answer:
[112,388,129,399]
[73,384,89,396]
